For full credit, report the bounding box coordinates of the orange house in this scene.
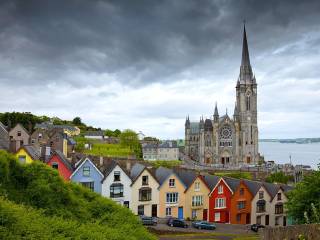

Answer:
[230,179,259,224]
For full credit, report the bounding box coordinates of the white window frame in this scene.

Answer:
[166,207,172,216]
[215,198,226,209]
[192,195,203,207]
[166,192,179,204]
[169,179,175,187]
[215,212,220,221]
[194,182,200,191]
[218,185,223,194]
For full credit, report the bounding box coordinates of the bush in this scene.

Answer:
[0,151,155,240]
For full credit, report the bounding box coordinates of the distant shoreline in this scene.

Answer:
[259,138,320,144]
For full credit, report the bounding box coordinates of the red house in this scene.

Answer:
[209,177,238,223]
[47,150,73,181]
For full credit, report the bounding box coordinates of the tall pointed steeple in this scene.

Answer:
[239,22,253,84]
[214,102,219,122]
[241,23,250,67]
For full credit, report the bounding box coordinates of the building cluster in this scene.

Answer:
[142,140,179,161]
[13,145,292,227]
[0,122,78,161]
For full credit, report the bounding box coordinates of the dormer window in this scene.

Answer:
[169,179,175,187]
[259,191,264,199]
[114,171,120,182]
[218,185,223,194]
[17,131,21,137]
[195,182,200,191]
[277,192,281,201]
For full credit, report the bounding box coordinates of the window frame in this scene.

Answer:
[83,166,90,177]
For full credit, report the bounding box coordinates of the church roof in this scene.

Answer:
[204,119,213,130]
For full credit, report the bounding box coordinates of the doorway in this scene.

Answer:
[265,215,269,225]
[178,207,183,219]
[203,209,208,221]
[152,204,157,217]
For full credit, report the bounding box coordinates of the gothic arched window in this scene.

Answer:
[246,95,250,111]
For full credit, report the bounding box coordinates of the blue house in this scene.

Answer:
[70,157,104,194]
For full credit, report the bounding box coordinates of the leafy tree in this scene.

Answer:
[266,171,290,184]
[72,117,82,125]
[113,129,121,137]
[286,169,320,224]
[119,129,142,158]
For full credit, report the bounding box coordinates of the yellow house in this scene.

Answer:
[15,145,41,164]
[184,175,212,221]
[156,167,196,219]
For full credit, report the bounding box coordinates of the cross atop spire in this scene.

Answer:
[241,22,250,67]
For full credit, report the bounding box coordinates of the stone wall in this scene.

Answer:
[262,224,320,240]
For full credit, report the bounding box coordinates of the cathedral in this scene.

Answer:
[185,25,259,166]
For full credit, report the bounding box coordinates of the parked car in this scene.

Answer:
[251,223,265,232]
[192,221,216,230]
[167,218,188,228]
[139,215,157,225]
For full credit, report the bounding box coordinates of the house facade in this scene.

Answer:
[47,150,73,181]
[70,158,103,194]
[230,180,254,224]
[158,171,186,219]
[131,165,159,217]
[101,162,132,208]
[270,187,288,226]
[185,175,210,221]
[209,178,233,223]
[15,145,40,164]
[142,141,179,161]
[9,124,30,152]
[251,184,272,226]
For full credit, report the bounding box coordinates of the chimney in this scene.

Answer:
[126,160,131,172]
[99,156,103,166]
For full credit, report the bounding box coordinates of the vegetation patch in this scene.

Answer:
[149,160,182,168]
[214,171,253,180]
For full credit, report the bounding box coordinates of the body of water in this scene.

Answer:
[259,142,320,169]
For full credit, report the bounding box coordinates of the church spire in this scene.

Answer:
[241,23,250,67]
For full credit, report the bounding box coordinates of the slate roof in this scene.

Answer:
[174,168,197,189]
[155,167,173,185]
[35,123,79,132]
[159,141,177,148]
[204,119,213,131]
[130,163,146,182]
[51,150,74,172]
[202,174,220,190]
[142,143,158,149]
[84,131,104,136]
[243,179,262,196]
[190,122,199,134]
[223,177,240,192]
[21,145,41,160]
[262,181,280,199]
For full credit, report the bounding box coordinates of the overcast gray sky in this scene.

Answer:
[1,0,320,139]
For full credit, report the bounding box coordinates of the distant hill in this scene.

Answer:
[0,151,155,240]
[259,138,320,144]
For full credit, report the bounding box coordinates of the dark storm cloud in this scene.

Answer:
[1,0,319,87]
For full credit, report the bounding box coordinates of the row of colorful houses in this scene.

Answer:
[15,148,292,227]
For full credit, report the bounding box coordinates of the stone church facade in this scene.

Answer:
[185,25,259,166]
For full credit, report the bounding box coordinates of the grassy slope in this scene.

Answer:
[0,151,155,240]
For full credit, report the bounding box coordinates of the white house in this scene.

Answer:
[101,161,132,209]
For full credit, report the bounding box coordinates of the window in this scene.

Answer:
[50,141,54,147]
[192,210,197,219]
[110,183,123,198]
[166,192,178,204]
[236,214,241,222]
[259,191,264,199]
[52,162,59,170]
[215,212,220,221]
[38,133,42,139]
[256,200,266,213]
[142,175,148,185]
[275,216,280,226]
[218,185,223,194]
[139,188,152,201]
[246,95,250,111]
[275,204,283,214]
[55,136,59,142]
[169,179,175,187]
[18,155,26,164]
[192,195,203,206]
[138,205,144,215]
[31,139,35,144]
[114,171,121,182]
[240,188,244,196]
[194,182,200,191]
[277,192,282,201]
[83,166,90,176]
[81,182,94,191]
[237,201,246,210]
[215,198,226,208]
[166,207,172,216]
[17,131,21,137]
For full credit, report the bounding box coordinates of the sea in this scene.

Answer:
[259,142,320,169]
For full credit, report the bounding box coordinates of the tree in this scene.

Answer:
[113,129,121,137]
[286,169,320,224]
[119,129,142,158]
[72,117,82,125]
[266,172,290,184]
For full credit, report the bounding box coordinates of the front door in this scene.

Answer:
[265,215,269,225]
[221,157,225,165]
[152,204,157,217]
[283,216,286,226]
[178,207,183,219]
[203,209,208,221]
[246,213,250,224]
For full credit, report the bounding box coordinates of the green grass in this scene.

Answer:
[84,143,134,157]
[214,171,253,180]
[148,160,182,168]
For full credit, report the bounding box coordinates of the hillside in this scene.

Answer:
[0,151,155,240]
